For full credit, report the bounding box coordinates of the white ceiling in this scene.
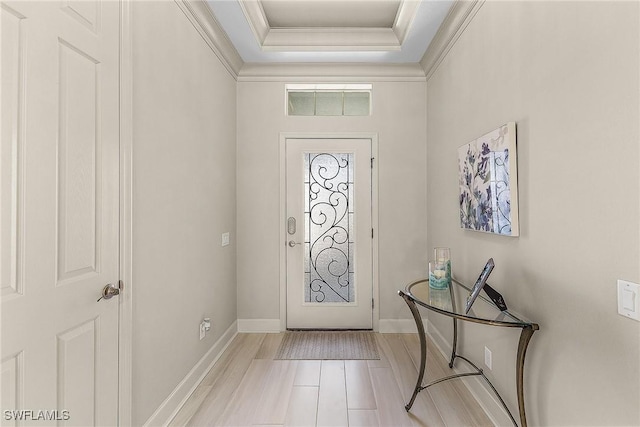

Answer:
[205,0,454,63]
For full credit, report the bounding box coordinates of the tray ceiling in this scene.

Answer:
[206,0,454,63]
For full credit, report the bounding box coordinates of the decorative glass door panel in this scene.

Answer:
[304,153,354,304]
[286,138,372,329]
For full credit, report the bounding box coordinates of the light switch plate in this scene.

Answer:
[221,232,230,247]
[617,279,640,321]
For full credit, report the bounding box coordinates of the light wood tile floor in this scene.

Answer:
[169,333,494,427]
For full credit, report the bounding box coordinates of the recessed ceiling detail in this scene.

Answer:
[205,0,454,63]
[261,1,401,28]
[239,0,420,51]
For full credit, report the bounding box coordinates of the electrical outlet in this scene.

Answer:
[484,346,492,370]
[221,232,230,247]
[199,322,206,340]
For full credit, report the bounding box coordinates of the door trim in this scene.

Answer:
[279,132,380,331]
[119,1,133,425]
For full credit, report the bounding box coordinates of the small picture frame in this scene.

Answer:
[465,258,495,314]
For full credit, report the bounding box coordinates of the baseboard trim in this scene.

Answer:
[426,322,512,426]
[237,318,281,333]
[144,320,238,427]
[378,318,427,333]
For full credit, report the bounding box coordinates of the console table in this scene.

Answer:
[398,278,539,427]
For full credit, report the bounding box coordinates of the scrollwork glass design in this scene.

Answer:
[304,153,354,303]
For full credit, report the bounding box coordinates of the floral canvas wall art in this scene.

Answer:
[458,122,519,236]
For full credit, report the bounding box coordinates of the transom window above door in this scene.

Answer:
[286,84,372,116]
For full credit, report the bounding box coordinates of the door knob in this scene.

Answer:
[288,240,302,247]
[97,282,121,302]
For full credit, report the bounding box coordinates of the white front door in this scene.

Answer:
[286,138,373,329]
[1,1,120,425]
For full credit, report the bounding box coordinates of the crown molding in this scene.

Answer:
[238,0,269,45]
[175,0,244,79]
[237,63,426,82]
[263,28,401,52]
[420,0,484,80]
[393,0,421,44]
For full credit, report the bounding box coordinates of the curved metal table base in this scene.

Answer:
[399,290,536,427]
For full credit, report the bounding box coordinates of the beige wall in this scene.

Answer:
[425,1,639,425]
[236,80,427,323]
[132,2,237,424]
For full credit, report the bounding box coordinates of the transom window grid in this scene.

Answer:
[286,84,372,116]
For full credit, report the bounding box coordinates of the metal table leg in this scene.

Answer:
[516,326,536,427]
[448,284,458,368]
[399,291,426,411]
[448,317,458,368]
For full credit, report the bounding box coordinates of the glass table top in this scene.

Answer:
[404,278,537,328]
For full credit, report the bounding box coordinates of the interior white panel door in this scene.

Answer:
[1,1,120,425]
[286,138,373,329]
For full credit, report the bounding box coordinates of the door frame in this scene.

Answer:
[279,132,380,331]
[119,1,134,425]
